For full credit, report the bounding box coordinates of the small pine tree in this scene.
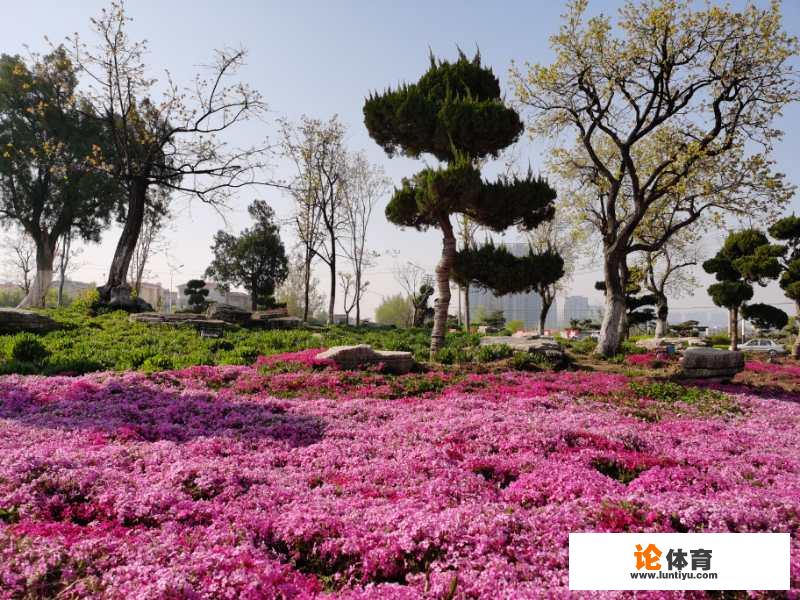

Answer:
[184,279,209,313]
[769,215,800,357]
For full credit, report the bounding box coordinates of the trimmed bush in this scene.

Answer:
[4,333,49,364]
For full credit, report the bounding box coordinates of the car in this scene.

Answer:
[739,338,787,356]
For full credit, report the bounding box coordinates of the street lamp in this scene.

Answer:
[168,264,184,314]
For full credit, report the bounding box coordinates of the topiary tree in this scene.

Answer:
[364,51,555,357]
[741,303,789,334]
[768,215,800,357]
[451,240,564,333]
[703,230,784,350]
[183,280,209,313]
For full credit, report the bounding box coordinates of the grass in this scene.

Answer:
[0,308,479,376]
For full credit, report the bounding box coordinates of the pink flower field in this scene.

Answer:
[0,352,798,598]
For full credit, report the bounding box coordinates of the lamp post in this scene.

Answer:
[168,264,184,314]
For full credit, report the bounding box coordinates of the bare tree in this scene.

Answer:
[69,2,278,308]
[280,115,348,324]
[526,213,583,335]
[55,227,84,307]
[1,230,35,294]
[129,191,171,296]
[278,251,326,320]
[338,272,364,325]
[394,262,433,327]
[340,152,389,325]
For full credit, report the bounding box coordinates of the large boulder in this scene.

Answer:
[637,337,710,351]
[206,303,252,325]
[316,344,415,374]
[480,335,565,360]
[106,285,153,313]
[0,309,60,334]
[680,347,744,379]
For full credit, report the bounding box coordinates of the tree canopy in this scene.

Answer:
[364,51,556,357]
[205,200,288,311]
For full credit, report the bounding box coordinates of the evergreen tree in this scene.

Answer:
[183,280,209,312]
[205,201,288,311]
[703,230,784,350]
[364,51,555,357]
[768,215,800,356]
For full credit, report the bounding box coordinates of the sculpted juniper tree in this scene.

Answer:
[280,116,348,324]
[512,0,797,355]
[769,215,800,357]
[70,3,272,308]
[340,151,390,325]
[703,229,784,351]
[0,50,117,308]
[364,52,556,357]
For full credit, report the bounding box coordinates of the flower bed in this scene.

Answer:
[0,351,798,597]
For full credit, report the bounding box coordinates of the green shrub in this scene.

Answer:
[4,333,49,364]
[141,354,175,372]
[70,288,102,316]
[476,344,513,363]
[435,346,472,365]
[568,338,596,355]
[707,333,731,347]
[620,341,648,355]
[506,320,525,334]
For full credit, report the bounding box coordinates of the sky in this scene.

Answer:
[1,0,800,320]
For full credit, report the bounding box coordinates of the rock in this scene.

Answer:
[479,336,566,361]
[260,316,302,330]
[128,312,233,335]
[637,337,710,350]
[680,347,744,379]
[206,303,252,325]
[477,325,500,334]
[0,309,60,334]
[316,344,415,374]
[106,285,153,313]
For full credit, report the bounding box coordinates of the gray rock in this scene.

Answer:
[477,325,500,334]
[480,336,565,358]
[0,309,60,334]
[261,316,301,330]
[106,285,153,313]
[316,344,415,374]
[206,303,252,324]
[680,347,744,379]
[637,337,710,350]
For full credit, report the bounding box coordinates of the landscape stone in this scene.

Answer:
[637,337,710,351]
[477,325,499,334]
[316,344,415,374]
[206,303,252,324]
[680,347,744,379]
[479,335,565,360]
[0,309,60,334]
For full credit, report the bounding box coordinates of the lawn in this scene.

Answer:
[0,344,798,597]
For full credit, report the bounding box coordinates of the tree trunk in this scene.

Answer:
[794,302,800,359]
[18,239,55,309]
[596,251,627,356]
[302,254,312,322]
[327,238,336,325]
[430,218,456,359]
[100,179,148,303]
[730,306,739,351]
[539,297,552,336]
[354,270,361,326]
[654,295,668,338]
[464,283,471,332]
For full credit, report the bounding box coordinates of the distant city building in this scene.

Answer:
[175,281,251,311]
[135,281,175,311]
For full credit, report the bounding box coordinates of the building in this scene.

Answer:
[559,295,591,326]
[467,242,560,330]
[136,281,175,311]
[175,281,251,311]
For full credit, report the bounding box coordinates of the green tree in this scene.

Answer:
[0,50,117,307]
[595,274,657,339]
[205,201,289,311]
[364,51,556,357]
[375,294,413,328]
[513,0,797,356]
[703,230,784,350]
[768,214,800,356]
[451,240,564,334]
[183,279,209,312]
[741,303,788,334]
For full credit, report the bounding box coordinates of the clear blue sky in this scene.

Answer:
[2,0,799,318]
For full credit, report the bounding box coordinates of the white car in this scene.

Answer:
[739,338,787,356]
